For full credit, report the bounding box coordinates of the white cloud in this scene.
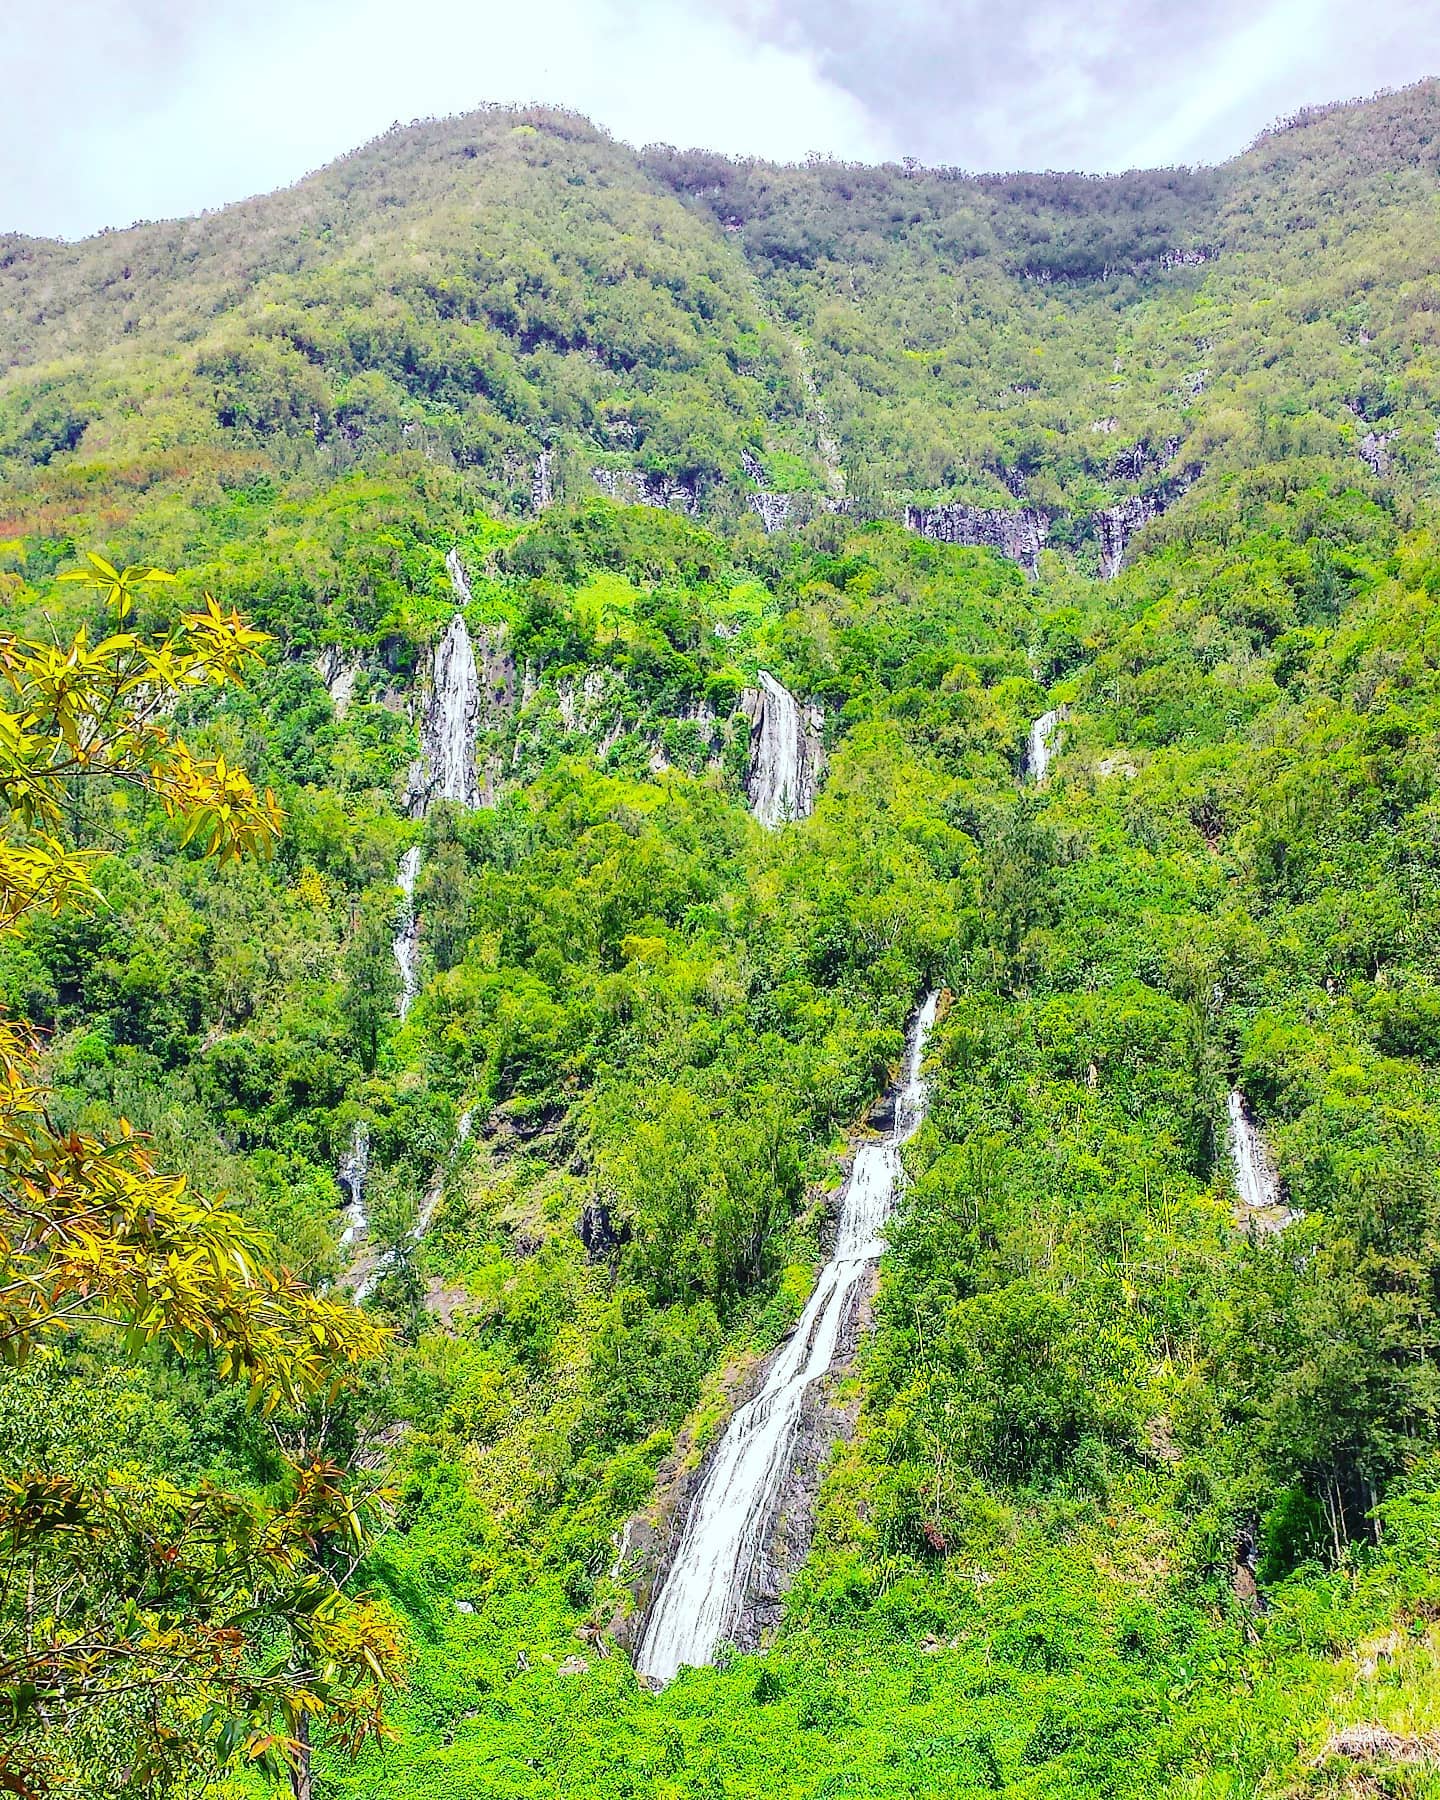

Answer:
[2,0,1435,239]
[1113,0,1431,169]
[4,0,895,239]
[707,0,1436,172]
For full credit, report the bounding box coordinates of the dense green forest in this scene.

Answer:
[4,78,1440,1800]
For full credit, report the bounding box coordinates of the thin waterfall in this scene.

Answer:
[445,546,472,607]
[398,551,483,1012]
[636,991,941,1685]
[1226,1090,1298,1231]
[1026,709,1063,783]
[748,672,812,827]
[394,844,421,1019]
[336,1121,371,1250]
[421,613,483,809]
[353,1108,474,1303]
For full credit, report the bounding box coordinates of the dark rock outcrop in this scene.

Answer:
[1360,429,1398,477]
[1091,464,1202,579]
[904,502,1049,576]
[578,1199,627,1261]
[590,467,696,512]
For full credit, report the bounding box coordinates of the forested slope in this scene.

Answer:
[4,81,1440,537]
[3,79,1440,1800]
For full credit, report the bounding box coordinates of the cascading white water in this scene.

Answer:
[445,546,472,607]
[393,845,422,1019]
[423,614,483,808]
[636,991,941,1685]
[336,1121,371,1249]
[1226,1090,1297,1231]
[353,1108,474,1303]
[399,555,483,1010]
[1027,709,1063,783]
[749,672,807,827]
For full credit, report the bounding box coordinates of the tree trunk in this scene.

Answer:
[290,1713,313,1800]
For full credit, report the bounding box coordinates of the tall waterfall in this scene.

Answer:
[1026,709,1063,783]
[1226,1090,1297,1231]
[398,550,483,1011]
[336,1121,371,1250]
[419,614,483,809]
[393,845,422,1019]
[636,991,941,1685]
[749,672,813,827]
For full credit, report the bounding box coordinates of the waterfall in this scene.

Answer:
[353,1108,474,1303]
[401,548,483,978]
[418,613,482,809]
[636,991,941,1685]
[1026,709,1063,783]
[445,546,472,607]
[1226,1090,1298,1231]
[336,1121,371,1250]
[748,671,817,827]
[533,449,554,511]
[393,844,422,1019]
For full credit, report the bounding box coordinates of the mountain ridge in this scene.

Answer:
[3,78,1439,565]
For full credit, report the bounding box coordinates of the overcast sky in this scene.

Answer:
[7,0,1438,239]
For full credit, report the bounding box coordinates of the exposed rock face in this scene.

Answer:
[1091,466,1201,579]
[748,491,794,534]
[742,449,813,534]
[315,646,360,718]
[743,673,825,826]
[904,502,1049,577]
[578,1199,626,1261]
[1095,495,1163,580]
[475,627,516,721]
[1110,436,1181,483]
[1360,429,1398,476]
[554,665,626,737]
[590,467,696,513]
[511,664,725,784]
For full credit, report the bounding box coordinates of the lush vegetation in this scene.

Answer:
[4,78,1440,1800]
[0,559,397,1799]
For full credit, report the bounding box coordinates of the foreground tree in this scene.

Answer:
[0,557,400,1798]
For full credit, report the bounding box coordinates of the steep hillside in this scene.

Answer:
[4,82,1440,1800]
[4,84,1440,553]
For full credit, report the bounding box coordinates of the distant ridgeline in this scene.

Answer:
[2,83,1440,578]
